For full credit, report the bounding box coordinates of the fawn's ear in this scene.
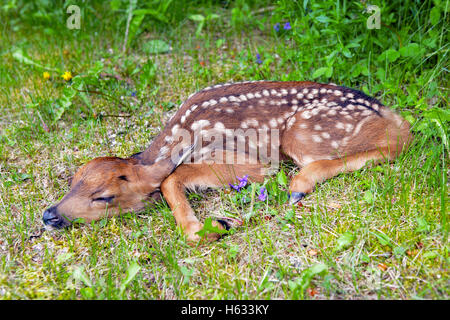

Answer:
[132,159,175,190]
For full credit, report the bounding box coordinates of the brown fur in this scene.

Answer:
[43,81,413,243]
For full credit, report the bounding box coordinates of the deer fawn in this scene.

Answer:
[43,81,412,242]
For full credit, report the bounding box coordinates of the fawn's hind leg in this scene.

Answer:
[288,147,398,204]
[160,162,265,243]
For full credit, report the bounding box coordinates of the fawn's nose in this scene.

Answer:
[42,206,70,228]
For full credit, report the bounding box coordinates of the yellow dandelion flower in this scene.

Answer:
[43,71,51,80]
[61,71,73,81]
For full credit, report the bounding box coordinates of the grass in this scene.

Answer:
[0,0,448,299]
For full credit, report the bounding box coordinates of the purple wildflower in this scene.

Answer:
[229,183,241,191]
[256,53,263,64]
[229,175,249,192]
[237,175,249,188]
[258,186,267,201]
[131,91,137,97]
[283,22,291,30]
[273,23,280,32]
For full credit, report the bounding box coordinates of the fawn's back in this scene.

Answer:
[144,80,411,167]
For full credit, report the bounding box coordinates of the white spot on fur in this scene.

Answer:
[321,132,330,139]
[171,124,180,135]
[191,119,210,131]
[239,94,247,101]
[299,123,308,129]
[327,109,337,116]
[228,95,239,102]
[345,123,354,132]
[301,110,312,119]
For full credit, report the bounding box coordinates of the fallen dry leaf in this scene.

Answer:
[377,263,388,271]
[307,287,318,297]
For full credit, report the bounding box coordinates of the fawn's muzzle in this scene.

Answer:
[42,206,71,228]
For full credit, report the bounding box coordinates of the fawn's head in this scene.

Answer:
[42,157,165,228]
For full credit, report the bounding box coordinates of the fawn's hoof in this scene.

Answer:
[216,219,232,230]
[289,192,306,205]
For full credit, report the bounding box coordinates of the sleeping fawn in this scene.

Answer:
[43,81,412,242]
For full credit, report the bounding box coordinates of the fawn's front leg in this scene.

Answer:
[160,162,266,243]
[160,165,225,243]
